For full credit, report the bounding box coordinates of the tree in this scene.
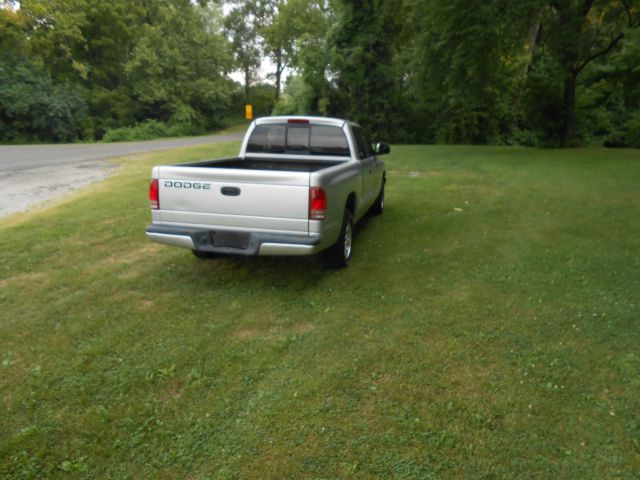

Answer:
[403,0,536,143]
[538,0,639,145]
[126,1,233,130]
[0,56,87,142]
[17,0,139,137]
[0,1,28,54]
[327,0,404,140]
[19,0,91,82]
[224,0,262,103]
[0,1,87,142]
[259,0,329,102]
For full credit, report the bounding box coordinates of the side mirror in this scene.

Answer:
[374,142,391,155]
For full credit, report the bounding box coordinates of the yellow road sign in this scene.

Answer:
[245,104,253,121]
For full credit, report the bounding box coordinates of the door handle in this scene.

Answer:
[221,186,241,196]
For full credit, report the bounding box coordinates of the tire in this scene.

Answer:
[192,250,216,259]
[371,183,384,215]
[328,208,354,268]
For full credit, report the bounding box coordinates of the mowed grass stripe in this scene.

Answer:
[1,143,638,478]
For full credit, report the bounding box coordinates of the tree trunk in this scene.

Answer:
[514,10,543,128]
[524,10,543,73]
[555,0,598,147]
[244,64,250,104]
[275,53,282,102]
[562,72,577,146]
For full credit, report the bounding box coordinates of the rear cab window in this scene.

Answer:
[287,126,310,152]
[247,124,350,157]
[246,125,285,153]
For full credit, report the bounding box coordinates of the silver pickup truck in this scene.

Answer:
[146,116,389,267]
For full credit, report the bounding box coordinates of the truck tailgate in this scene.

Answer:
[156,166,310,234]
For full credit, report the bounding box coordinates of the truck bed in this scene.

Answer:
[181,157,342,173]
[154,157,333,235]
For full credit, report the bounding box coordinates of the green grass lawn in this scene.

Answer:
[1,143,639,479]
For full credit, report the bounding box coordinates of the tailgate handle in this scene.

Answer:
[221,186,241,196]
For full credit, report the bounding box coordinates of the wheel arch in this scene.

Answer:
[345,192,356,215]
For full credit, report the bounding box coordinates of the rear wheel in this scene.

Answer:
[328,208,354,268]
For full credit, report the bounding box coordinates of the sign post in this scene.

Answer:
[245,104,253,121]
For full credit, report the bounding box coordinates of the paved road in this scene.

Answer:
[0,131,244,218]
[0,132,244,172]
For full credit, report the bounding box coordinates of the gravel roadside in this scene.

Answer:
[0,161,118,218]
[0,130,244,219]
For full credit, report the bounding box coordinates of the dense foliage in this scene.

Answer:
[0,0,245,143]
[310,0,640,146]
[1,0,638,146]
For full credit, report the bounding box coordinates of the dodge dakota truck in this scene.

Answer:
[146,116,389,267]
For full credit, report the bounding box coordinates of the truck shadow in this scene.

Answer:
[180,215,381,288]
[187,254,328,293]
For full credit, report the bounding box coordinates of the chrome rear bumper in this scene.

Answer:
[146,224,323,256]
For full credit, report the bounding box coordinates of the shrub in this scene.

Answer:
[101,119,197,142]
[0,55,87,143]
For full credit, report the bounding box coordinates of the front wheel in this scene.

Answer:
[328,209,354,268]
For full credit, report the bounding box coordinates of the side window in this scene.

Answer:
[352,127,374,159]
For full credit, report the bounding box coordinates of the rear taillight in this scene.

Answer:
[309,187,327,220]
[149,178,159,209]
